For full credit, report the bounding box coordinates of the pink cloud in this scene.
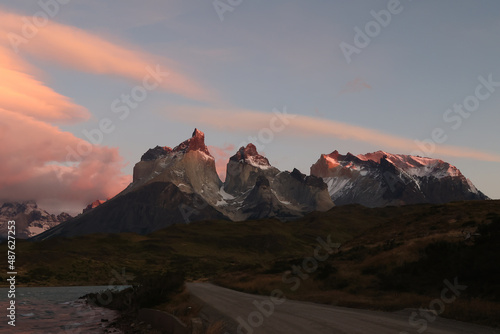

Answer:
[0,9,218,104]
[0,7,222,213]
[339,77,372,95]
[208,144,235,181]
[0,46,89,123]
[0,109,131,213]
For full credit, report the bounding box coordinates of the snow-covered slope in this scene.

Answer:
[0,201,71,239]
[311,150,488,207]
[221,144,334,220]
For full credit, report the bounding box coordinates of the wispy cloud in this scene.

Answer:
[168,106,500,163]
[0,8,218,104]
[0,46,89,123]
[0,5,223,212]
[0,8,225,211]
[339,77,372,95]
[0,108,131,212]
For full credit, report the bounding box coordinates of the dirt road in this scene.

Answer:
[187,283,500,334]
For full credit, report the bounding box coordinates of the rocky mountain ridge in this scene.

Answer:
[0,201,71,239]
[33,129,487,239]
[310,150,487,207]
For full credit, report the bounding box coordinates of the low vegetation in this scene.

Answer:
[1,200,499,328]
[81,272,220,333]
[83,271,185,311]
[215,202,500,327]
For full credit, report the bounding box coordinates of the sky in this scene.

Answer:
[0,0,499,214]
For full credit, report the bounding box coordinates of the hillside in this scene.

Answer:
[2,200,500,325]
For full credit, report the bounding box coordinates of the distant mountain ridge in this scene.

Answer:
[310,150,488,207]
[0,201,71,240]
[82,199,106,213]
[33,129,488,240]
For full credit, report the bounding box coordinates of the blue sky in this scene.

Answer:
[1,0,499,213]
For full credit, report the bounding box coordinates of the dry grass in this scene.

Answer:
[442,299,500,327]
[215,272,500,327]
[214,273,283,295]
[213,225,500,328]
[3,200,500,328]
[215,272,427,310]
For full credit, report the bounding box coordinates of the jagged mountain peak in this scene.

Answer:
[34,134,488,239]
[173,128,212,156]
[318,150,459,179]
[82,199,106,214]
[315,152,341,170]
[192,128,204,138]
[130,129,221,208]
[356,150,389,163]
[317,150,366,169]
[289,168,328,189]
[1,200,38,214]
[311,149,487,207]
[355,150,445,166]
[140,129,212,163]
[325,150,341,159]
[359,151,460,178]
[141,146,173,161]
[230,143,271,169]
[224,144,279,198]
[322,150,388,165]
[0,201,71,239]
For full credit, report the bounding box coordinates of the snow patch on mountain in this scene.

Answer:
[216,186,236,206]
[325,178,352,198]
[28,226,45,236]
[331,150,462,180]
[466,179,479,194]
[247,155,272,169]
[0,201,71,239]
[324,155,341,168]
[312,149,488,207]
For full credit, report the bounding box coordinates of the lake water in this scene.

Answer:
[0,286,126,333]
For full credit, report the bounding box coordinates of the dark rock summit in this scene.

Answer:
[230,144,271,167]
[141,146,173,161]
[173,128,211,155]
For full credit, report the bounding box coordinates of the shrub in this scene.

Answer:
[84,271,185,311]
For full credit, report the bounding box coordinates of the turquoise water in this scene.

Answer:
[0,286,126,333]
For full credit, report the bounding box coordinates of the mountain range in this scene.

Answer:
[0,201,71,241]
[310,150,487,207]
[32,129,487,240]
